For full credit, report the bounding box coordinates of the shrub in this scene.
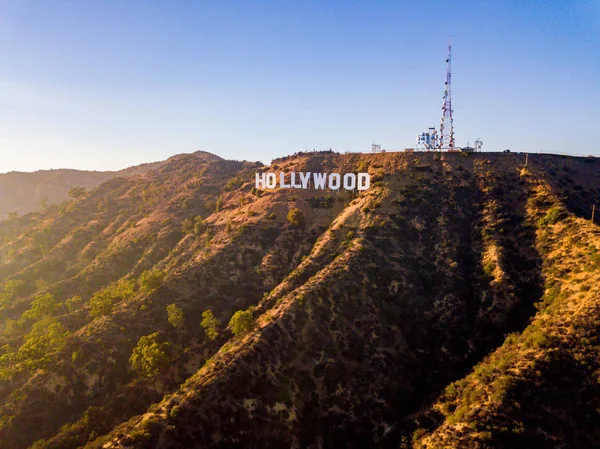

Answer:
[0,280,26,308]
[166,304,185,329]
[89,279,135,318]
[181,218,194,235]
[89,292,115,318]
[18,317,70,368]
[235,223,249,239]
[68,186,87,199]
[537,206,567,227]
[204,199,215,211]
[229,310,254,339]
[204,228,214,247]
[287,208,305,227]
[201,309,221,340]
[225,177,242,191]
[139,268,165,293]
[483,261,495,278]
[215,195,224,212]
[193,216,205,234]
[308,196,334,209]
[2,279,27,298]
[65,295,84,313]
[22,292,61,319]
[129,332,171,378]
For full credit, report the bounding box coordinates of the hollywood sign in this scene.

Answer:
[256,172,371,191]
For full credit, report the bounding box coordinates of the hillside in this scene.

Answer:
[0,157,177,219]
[0,150,599,449]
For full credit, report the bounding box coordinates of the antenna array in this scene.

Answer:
[438,42,455,150]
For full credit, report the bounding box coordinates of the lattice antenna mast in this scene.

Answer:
[438,41,455,150]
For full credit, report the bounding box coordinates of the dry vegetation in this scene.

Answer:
[0,150,598,448]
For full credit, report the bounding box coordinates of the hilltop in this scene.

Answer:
[0,150,599,448]
[0,152,222,219]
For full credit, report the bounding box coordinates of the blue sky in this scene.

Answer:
[1,0,599,172]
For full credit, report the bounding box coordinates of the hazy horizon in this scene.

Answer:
[2,147,600,176]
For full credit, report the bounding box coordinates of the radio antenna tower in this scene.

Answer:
[438,40,455,150]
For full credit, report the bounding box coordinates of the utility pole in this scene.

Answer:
[525,153,529,167]
[592,205,596,224]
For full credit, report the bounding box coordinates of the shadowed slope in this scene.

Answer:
[0,152,598,449]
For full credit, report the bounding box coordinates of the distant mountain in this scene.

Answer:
[0,150,599,449]
[0,154,208,219]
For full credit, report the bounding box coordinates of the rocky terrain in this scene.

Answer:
[0,150,599,448]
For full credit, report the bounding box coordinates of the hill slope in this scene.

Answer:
[0,152,199,219]
[0,151,599,449]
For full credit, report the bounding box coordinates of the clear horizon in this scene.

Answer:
[1,0,599,173]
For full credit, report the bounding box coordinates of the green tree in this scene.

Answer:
[89,279,136,318]
[129,332,171,378]
[0,344,18,381]
[228,310,254,339]
[22,292,60,319]
[139,268,165,293]
[68,186,87,199]
[166,303,185,329]
[3,318,25,339]
[89,290,114,318]
[287,208,305,227]
[201,309,221,340]
[0,293,8,310]
[3,279,27,297]
[0,279,28,308]
[65,295,84,313]
[18,317,70,368]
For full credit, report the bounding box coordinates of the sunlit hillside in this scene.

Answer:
[0,150,599,449]
[0,160,167,219]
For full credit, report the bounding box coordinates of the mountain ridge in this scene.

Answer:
[0,150,599,449]
[0,151,222,219]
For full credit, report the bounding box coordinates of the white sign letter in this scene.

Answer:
[343,173,357,190]
[290,172,302,188]
[313,173,327,190]
[255,173,266,189]
[329,173,340,190]
[300,172,311,189]
[266,173,277,189]
[280,172,290,188]
[357,173,370,190]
